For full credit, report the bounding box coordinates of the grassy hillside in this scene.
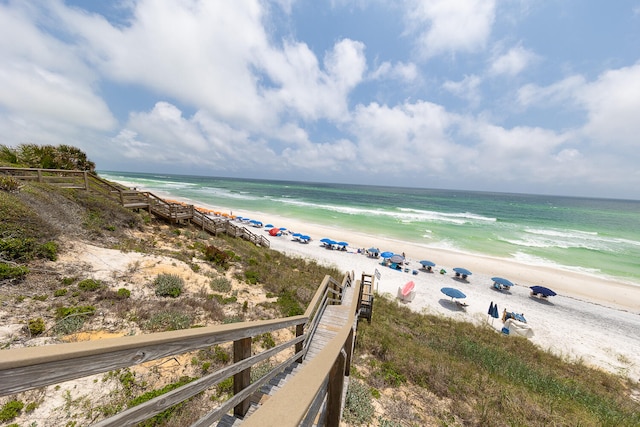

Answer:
[0,178,638,426]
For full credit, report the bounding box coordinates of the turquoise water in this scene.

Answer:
[99,171,640,285]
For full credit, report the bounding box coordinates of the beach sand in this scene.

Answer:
[213,207,640,382]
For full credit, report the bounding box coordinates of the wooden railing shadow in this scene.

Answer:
[0,272,368,426]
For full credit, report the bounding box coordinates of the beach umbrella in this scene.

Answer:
[269,228,280,236]
[440,287,466,300]
[492,277,514,287]
[389,254,405,264]
[320,238,332,243]
[367,247,380,253]
[453,267,473,276]
[488,301,495,316]
[530,286,557,297]
[337,241,349,246]
[492,303,499,319]
[265,224,274,228]
[292,232,302,237]
[279,227,287,231]
[380,251,394,258]
[420,260,436,267]
[299,235,310,241]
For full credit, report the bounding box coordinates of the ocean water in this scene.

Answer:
[99,171,640,286]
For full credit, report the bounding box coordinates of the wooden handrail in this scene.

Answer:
[242,278,361,427]
[0,316,305,396]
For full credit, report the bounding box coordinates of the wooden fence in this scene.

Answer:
[0,272,363,426]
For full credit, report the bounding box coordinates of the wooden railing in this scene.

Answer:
[1,168,270,248]
[0,167,91,189]
[0,272,361,426]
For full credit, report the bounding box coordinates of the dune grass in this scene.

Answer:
[355,295,640,426]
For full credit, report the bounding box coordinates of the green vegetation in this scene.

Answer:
[116,288,131,298]
[128,376,195,427]
[54,288,68,297]
[28,318,46,335]
[0,175,20,192]
[209,276,232,292]
[343,379,375,425]
[0,263,29,281]
[77,278,102,292]
[0,143,96,171]
[153,273,184,297]
[53,305,96,334]
[145,310,192,331]
[0,399,24,422]
[355,295,640,426]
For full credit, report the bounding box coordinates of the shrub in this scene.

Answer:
[33,294,48,301]
[28,318,46,335]
[210,276,232,293]
[146,310,192,331]
[116,288,131,299]
[55,305,96,319]
[244,270,260,284]
[0,176,20,193]
[0,237,37,261]
[154,273,184,297]
[53,305,95,334]
[203,245,231,267]
[38,241,59,261]
[0,399,24,422]
[0,263,29,280]
[78,278,102,292]
[276,291,303,316]
[343,379,374,425]
[54,288,68,297]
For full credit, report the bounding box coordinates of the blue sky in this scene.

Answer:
[1,1,639,199]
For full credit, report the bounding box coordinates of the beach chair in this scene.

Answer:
[397,281,416,302]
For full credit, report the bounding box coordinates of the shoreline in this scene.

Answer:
[206,204,640,314]
[123,188,640,380]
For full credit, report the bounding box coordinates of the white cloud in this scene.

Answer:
[517,75,585,108]
[0,3,116,132]
[405,0,496,58]
[443,74,482,106]
[369,61,418,82]
[578,63,640,150]
[489,45,538,76]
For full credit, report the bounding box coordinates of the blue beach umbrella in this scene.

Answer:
[380,251,395,259]
[530,286,556,297]
[337,241,349,247]
[492,303,499,318]
[441,287,466,300]
[492,277,514,287]
[320,238,332,243]
[299,235,310,241]
[367,247,380,253]
[488,301,495,316]
[265,224,274,228]
[420,260,436,267]
[389,254,405,264]
[453,267,473,276]
[292,232,302,237]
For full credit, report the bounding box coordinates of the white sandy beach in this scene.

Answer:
[215,207,640,382]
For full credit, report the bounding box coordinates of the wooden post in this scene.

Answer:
[83,171,89,190]
[344,327,354,376]
[233,337,252,417]
[326,349,346,425]
[37,169,42,182]
[295,324,304,363]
